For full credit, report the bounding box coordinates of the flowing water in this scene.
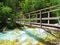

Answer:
[0,27,59,45]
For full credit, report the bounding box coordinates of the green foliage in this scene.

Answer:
[0,2,3,13]
[49,0,60,5]
[0,2,13,29]
[1,6,12,14]
[0,6,12,26]
[7,22,16,29]
[19,0,60,14]
[0,0,20,29]
[19,0,47,13]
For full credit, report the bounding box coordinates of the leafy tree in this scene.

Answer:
[19,0,47,13]
[0,5,12,28]
[1,6,12,14]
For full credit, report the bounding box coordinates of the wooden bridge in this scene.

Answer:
[16,4,60,31]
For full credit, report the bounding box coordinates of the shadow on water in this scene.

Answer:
[24,30,56,45]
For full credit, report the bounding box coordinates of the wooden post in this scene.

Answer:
[36,14,37,23]
[29,13,31,25]
[40,11,42,28]
[20,17,21,24]
[58,16,60,24]
[48,12,50,24]
[19,19,21,24]
[23,15,25,25]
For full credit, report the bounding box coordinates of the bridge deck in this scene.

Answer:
[24,23,60,31]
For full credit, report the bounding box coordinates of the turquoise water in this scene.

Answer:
[0,28,48,44]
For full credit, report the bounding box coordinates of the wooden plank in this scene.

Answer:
[25,22,60,29]
[20,21,60,31]
[42,17,59,20]
[42,26,60,31]
[32,23,60,28]
[25,22,60,27]
[42,9,60,14]
[24,17,59,20]
[25,23,60,31]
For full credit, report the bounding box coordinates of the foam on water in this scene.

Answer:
[0,28,47,44]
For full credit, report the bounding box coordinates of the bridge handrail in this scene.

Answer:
[20,4,60,31]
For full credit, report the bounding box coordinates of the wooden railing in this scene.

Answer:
[19,4,60,30]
